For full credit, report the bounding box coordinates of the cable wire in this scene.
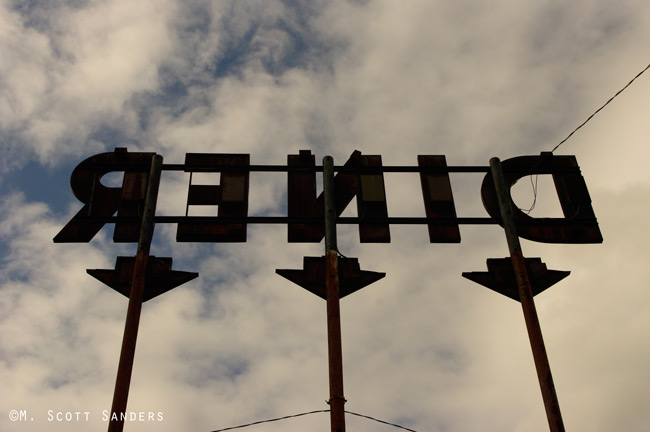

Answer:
[346,410,418,432]
[209,409,419,432]
[551,61,650,154]
[518,61,650,213]
[210,410,328,432]
[522,174,539,215]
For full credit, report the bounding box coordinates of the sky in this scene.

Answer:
[1,0,649,431]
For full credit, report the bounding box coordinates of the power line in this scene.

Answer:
[209,409,420,432]
[550,61,650,154]
[210,410,328,431]
[346,410,419,432]
[519,61,650,213]
[522,174,539,215]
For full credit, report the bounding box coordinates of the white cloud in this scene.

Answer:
[56,1,173,109]
[0,0,176,166]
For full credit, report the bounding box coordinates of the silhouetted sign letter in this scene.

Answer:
[287,150,390,243]
[480,153,603,243]
[176,153,250,242]
[418,155,461,243]
[53,148,155,243]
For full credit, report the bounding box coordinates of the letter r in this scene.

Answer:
[53,148,156,243]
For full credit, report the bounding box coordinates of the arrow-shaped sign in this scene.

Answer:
[462,257,569,301]
[88,256,198,302]
[276,256,385,299]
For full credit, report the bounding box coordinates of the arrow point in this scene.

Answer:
[276,256,385,299]
[87,256,198,302]
[463,258,569,301]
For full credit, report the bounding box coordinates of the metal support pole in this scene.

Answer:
[108,155,163,432]
[323,156,346,432]
[489,157,565,432]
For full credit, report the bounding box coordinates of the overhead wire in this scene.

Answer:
[519,61,650,213]
[550,61,650,154]
[209,409,419,432]
[209,410,328,431]
[522,174,539,215]
[346,410,419,432]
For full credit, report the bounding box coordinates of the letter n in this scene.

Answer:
[287,150,390,243]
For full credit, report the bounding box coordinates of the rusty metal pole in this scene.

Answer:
[323,156,346,432]
[108,154,163,432]
[489,157,565,432]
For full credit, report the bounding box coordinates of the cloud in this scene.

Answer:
[0,0,176,167]
[0,193,125,430]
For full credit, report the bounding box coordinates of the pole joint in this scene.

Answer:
[327,395,348,405]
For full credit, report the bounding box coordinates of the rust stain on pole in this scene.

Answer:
[108,154,163,432]
[489,157,565,432]
[323,156,346,432]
